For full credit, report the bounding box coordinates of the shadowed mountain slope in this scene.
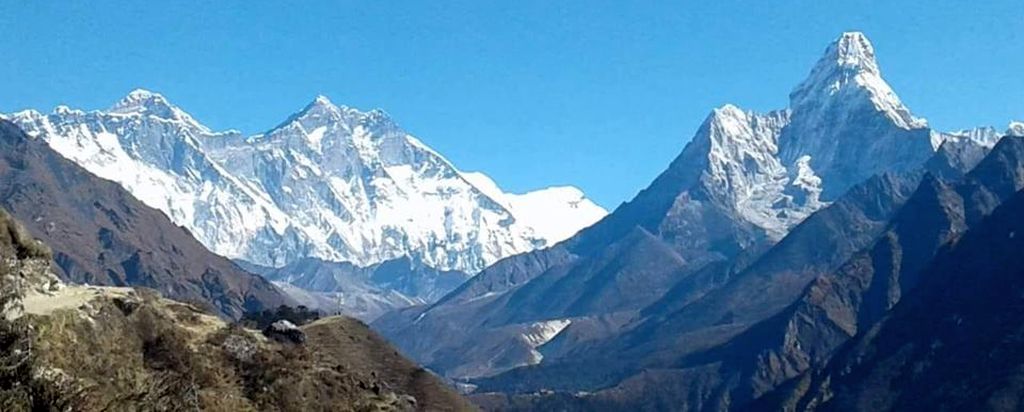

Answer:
[0,120,292,319]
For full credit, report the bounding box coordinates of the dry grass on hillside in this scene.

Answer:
[23,290,473,411]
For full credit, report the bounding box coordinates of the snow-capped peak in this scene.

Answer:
[687,104,825,237]
[828,31,879,75]
[705,104,777,140]
[191,95,596,272]
[790,32,926,130]
[776,31,936,201]
[6,90,607,275]
[1008,121,1024,137]
[312,94,334,107]
[110,89,175,115]
[109,89,210,132]
[53,105,84,116]
[944,126,1004,148]
[262,96,405,156]
[709,104,747,122]
[274,95,397,134]
[282,95,344,123]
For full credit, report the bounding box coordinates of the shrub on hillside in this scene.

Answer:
[239,305,321,330]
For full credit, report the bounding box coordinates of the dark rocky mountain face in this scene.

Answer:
[763,176,1024,411]
[468,170,920,397]
[0,120,292,319]
[468,137,1024,411]
[924,135,994,181]
[632,172,920,339]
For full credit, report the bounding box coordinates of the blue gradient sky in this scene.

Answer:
[1,1,1021,208]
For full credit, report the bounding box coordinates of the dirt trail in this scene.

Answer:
[22,285,133,315]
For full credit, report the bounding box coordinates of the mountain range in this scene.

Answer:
[4,90,606,317]
[1,28,1022,411]
[374,32,1024,410]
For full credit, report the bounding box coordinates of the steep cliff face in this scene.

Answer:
[779,32,934,199]
[763,174,1024,412]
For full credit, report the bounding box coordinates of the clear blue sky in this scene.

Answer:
[1,1,1021,208]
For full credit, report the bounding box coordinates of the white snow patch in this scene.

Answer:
[522,319,571,348]
[1008,121,1024,137]
[461,172,607,243]
[306,126,327,151]
[520,318,572,365]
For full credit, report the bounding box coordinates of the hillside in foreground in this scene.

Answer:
[0,208,473,412]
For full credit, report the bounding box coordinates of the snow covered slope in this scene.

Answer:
[1009,121,1024,137]
[704,32,1006,236]
[460,172,606,242]
[6,92,606,275]
[779,32,935,199]
[8,92,292,264]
